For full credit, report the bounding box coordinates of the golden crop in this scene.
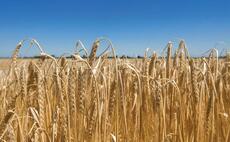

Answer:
[0,38,229,142]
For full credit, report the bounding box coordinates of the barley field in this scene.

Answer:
[0,38,230,142]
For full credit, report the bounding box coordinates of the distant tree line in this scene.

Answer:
[0,55,229,59]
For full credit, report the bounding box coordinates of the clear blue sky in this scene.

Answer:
[0,0,229,57]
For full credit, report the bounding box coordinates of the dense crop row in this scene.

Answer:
[0,39,229,142]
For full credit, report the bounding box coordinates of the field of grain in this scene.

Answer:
[0,38,230,142]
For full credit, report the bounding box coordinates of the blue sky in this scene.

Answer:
[0,0,229,57]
